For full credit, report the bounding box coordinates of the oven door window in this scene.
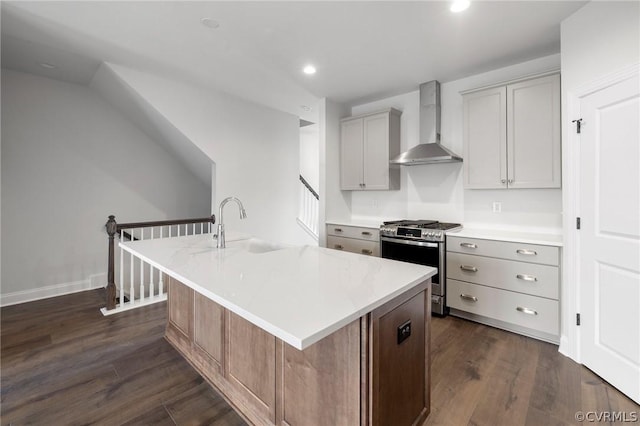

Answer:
[381,239,439,285]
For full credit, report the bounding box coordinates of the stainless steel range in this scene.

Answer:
[380,220,462,316]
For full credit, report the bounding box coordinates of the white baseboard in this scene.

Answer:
[0,274,106,307]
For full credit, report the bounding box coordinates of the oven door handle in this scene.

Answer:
[380,237,439,248]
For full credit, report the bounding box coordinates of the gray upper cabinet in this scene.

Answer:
[463,73,561,189]
[463,86,507,189]
[340,109,401,191]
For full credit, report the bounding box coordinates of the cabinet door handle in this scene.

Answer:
[334,228,343,233]
[460,294,478,302]
[361,231,372,236]
[501,179,506,184]
[460,242,477,249]
[516,249,537,256]
[516,274,538,282]
[334,244,344,250]
[508,179,514,184]
[516,306,538,316]
[361,249,373,255]
[460,265,478,272]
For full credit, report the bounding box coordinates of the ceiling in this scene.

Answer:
[1,1,586,121]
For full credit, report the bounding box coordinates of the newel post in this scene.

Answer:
[105,215,118,310]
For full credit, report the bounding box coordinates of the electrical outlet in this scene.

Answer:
[492,202,502,213]
[397,320,411,344]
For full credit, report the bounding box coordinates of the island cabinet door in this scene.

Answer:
[167,276,193,348]
[192,293,224,377]
[370,285,431,426]
[276,319,362,426]
[225,311,277,423]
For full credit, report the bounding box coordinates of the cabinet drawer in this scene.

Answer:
[447,279,559,336]
[326,224,380,241]
[327,236,380,257]
[447,236,559,266]
[447,252,559,300]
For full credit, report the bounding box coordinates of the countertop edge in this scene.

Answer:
[119,241,435,350]
[447,228,563,247]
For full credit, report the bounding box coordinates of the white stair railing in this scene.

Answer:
[102,216,215,315]
[298,175,319,240]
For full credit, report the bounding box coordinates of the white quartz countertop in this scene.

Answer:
[447,228,563,247]
[120,234,435,350]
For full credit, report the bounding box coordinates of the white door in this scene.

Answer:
[579,72,640,404]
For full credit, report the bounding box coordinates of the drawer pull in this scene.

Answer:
[460,265,478,272]
[334,228,343,233]
[361,249,373,255]
[460,242,477,249]
[516,306,538,316]
[460,294,478,302]
[516,249,537,256]
[361,231,372,236]
[516,274,538,282]
[334,244,344,250]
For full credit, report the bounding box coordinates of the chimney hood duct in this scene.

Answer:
[390,80,462,165]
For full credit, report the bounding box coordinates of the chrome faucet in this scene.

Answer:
[216,197,247,248]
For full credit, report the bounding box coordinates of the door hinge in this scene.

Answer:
[576,217,581,230]
[572,118,583,134]
[576,313,581,326]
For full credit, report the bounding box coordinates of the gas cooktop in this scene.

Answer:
[380,220,462,242]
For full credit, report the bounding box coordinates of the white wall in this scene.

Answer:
[0,69,211,301]
[560,1,640,359]
[562,1,639,94]
[299,123,319,192]
[319,98,351,246]
[104,64,315,246]
[350,54,563,232]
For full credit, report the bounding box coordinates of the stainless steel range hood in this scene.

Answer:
[390,80,462,165]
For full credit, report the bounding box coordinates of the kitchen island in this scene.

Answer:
[120,234,436,426]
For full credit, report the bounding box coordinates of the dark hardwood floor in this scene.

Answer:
[1,289,637,425]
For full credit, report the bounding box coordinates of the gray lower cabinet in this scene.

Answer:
[446,235,561,344]
[326,223,380,257]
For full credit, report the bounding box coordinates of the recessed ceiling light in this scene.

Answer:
[39,62,57,69]
[201,17,220,29]
[303,65,316,75]
[450,0,470,13]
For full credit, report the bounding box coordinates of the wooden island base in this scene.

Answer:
[166,276,431,426]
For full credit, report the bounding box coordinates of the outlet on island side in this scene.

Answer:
[397,320,411,344]
[492,202,502,213]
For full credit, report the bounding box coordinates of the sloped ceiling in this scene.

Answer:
[90,63,213,187]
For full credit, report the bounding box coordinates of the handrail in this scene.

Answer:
[116,216,216,231]
[104,214,216,310]
[299,175,319,200]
